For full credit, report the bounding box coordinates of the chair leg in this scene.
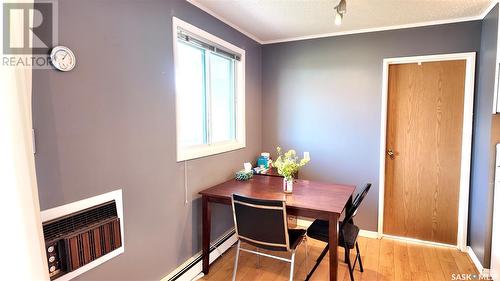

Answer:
[345,245,355,281]
[356,241,364,272]
[304,237,309,274]
[316,243,329,262]
[256,247,261,268]
[289,251,296,281]
[305,243,329,281]
[232,241,241,281]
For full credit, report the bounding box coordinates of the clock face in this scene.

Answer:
[50,46,76,71]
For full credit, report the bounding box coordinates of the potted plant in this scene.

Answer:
[273,146,310,193]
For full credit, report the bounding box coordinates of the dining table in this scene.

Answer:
[199,175,356,281]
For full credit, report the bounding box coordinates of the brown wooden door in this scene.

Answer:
[383,60,466,245]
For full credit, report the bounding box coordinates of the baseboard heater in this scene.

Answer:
[43,200,122,280]
[168,229,236,281]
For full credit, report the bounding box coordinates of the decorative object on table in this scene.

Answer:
[257,152,271,168]
[236,162,254,181]
[273,146,310,193]
[243,162,252,172]
[235,170,253,181]
[252,166,269,174]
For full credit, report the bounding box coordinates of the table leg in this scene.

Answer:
[328,213,340,281]
[202,195,211,274]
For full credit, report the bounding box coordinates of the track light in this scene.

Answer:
[335,12,343,25]
[334,0,347,26]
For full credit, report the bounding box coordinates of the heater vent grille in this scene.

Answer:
[41,190,123,281]
[43,201,118,242]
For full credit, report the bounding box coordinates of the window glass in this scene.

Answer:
[176,42,206,146]
[209,53,235,143]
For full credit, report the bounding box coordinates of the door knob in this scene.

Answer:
[387,149,395,159]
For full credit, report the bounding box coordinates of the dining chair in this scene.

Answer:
[231,194,307,281]
[305,183,372,281]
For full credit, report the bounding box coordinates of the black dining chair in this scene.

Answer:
[231,194,307,281]
[305,183,372,281]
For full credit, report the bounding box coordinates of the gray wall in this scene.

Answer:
[261,22,483,238]
[470,4,499,267]
[32,0,261,280]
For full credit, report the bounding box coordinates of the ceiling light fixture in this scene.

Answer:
[334,0,347,26]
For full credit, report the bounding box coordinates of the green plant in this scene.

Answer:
[273,146,310,181]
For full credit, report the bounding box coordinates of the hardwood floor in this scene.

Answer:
[201,236,478,281]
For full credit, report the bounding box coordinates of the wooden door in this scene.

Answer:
[383,60,466,245]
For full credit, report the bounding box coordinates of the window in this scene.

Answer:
[173,17,245,161]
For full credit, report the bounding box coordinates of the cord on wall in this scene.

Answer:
[184,160,188,205]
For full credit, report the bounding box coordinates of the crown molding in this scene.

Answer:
[261,16,483,44]
[188,0,498,45]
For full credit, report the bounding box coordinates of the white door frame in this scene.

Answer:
[377,52,476,251]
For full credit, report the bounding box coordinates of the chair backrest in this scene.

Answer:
[342,183,372,228]
[231,194,290,251]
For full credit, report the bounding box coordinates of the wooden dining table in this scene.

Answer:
[199,175,355,281]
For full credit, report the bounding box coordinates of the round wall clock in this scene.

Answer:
[50,46,76,71]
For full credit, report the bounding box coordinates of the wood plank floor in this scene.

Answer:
[201,237,478,281]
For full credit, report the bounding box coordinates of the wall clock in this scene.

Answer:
[50,46,76,71]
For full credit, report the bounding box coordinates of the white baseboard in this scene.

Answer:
[296,218,378,239]
[467,246,491,276]
[359,230,379,239]
[381,234,457,249]
[161,229,237,281]
[296,218,313,228]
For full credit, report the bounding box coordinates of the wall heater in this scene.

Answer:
[41,190,124,281]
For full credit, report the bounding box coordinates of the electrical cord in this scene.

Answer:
[184,160,188,205]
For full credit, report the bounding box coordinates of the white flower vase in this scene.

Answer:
[283,178,293,193]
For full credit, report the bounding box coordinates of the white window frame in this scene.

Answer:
[172,17,246,162]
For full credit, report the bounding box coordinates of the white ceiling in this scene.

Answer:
[188,0,495,44]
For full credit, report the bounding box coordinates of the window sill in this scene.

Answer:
[177,141,246,162]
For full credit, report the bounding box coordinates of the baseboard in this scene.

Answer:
[296,218,379,239]
[380,234,456,249]
[161,229,237,281]
[296,217,313,228]
[359,230,379,239]
[466,246,491,276]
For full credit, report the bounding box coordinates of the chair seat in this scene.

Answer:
[306,219,359,249]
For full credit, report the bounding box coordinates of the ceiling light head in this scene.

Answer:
[334,0,347,25]
[335,0,347,14]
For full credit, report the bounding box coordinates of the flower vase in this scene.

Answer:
[283,178,293,193]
